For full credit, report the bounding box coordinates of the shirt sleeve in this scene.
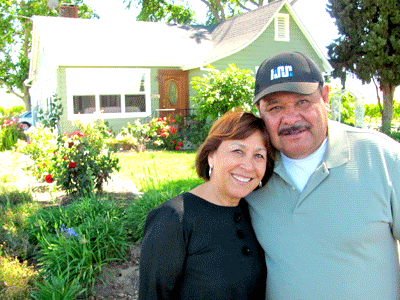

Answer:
[390,154,400,241]
[139,204,187,300]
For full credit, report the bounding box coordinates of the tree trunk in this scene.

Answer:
[23,26,31,110]
[380,82,395,134]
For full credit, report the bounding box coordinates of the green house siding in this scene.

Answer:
[209,13,326,74]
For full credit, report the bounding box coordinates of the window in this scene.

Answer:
[73,95,95,114]
[275,13,289,42]
[66,68,151,119]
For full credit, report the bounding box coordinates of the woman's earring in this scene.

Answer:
[259,181,262,188]
[208,164,213,178]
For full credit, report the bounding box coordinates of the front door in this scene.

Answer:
[158,69,189,118]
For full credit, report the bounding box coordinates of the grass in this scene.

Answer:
[117,150,199,191]
[0,149,201,299]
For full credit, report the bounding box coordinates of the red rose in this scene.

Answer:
[171,128,177,134]
[68,161,77,168]
[178,142,183,146]
[175,146,180,151]
[45,174,53,183]
[63,156,67,160]
[172,140,175,144]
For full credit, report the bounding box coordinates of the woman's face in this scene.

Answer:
[208,131,267,203]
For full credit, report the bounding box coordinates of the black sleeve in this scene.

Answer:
[139,204,187,300]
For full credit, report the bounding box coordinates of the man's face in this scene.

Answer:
[257,85,330,159]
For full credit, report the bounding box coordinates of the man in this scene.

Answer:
[246,51,400,299]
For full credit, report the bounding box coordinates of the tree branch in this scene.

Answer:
[0,79,24,100]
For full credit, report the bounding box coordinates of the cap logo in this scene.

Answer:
[270,65,293,81]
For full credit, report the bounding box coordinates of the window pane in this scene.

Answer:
[168,81,178,106]
[73,95,95,114]
[100,95,121,113]
[125,95,146,112]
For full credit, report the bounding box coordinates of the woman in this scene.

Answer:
[139,110,274,299]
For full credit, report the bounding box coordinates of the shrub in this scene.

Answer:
[119,119,154,151]
[36,94,63,130]
[16,118,120,196]
[54,128,120,196]
[0,255,39,299]
[0,117,26,151]
[16,125,59,181]
[179,114,212,148]
[148,117,184,150]
[190,64,257,120]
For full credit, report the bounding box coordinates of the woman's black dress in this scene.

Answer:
[139,192,266,299]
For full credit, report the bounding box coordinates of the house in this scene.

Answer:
[27,0,332,133]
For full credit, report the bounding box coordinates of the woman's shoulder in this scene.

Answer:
[148,192,200,221]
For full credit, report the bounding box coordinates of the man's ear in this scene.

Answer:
[322,85,330,110]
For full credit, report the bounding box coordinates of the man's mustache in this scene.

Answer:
[278,124,311,136]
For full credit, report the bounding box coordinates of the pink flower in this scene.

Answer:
[45,174,54,183]
[68,162,77,168]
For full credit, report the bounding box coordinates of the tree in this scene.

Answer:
[123,0,285,24]
[327,0,400,134]
[190,64,256,120]
[0,0,97,110]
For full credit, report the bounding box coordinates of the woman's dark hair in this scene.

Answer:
[196,109,274,188]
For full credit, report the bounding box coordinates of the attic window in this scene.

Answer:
[275,13,289,42]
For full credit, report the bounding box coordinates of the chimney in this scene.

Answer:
[59,4,79,18]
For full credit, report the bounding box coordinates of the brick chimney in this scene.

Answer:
[59,4,79,18]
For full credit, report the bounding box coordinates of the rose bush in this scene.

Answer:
[148,117,184,151]
[17,119,120,197]
[0,117,27,151]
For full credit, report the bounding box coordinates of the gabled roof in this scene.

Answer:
[29,0,331,79]
[186,0,284,69]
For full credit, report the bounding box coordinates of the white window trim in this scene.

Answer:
[66,68,151,121]
[275,13,290,42]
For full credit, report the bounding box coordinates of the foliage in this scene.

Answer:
[0,117,27,151]
[36,94,63,130]
[134,0,195,24]
[31,272,85,300]
[0,105,25,118]
[0,188,38,263]
[329,87,356,126]
[17,119,120,196]
[16,125,59,181]
[0,255,39,299]
[191,64,256,120]
[0,0,98,108]
[119,119,155,151]
[179,114,212,148]
[148,117,184,150]
[54,122,120,196]
[327,0,400,134]
[123,0,275,24]
[27,195,131,297]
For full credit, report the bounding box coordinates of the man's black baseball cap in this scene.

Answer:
[253,51,324,104]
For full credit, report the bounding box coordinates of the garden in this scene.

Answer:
[0,116,205,299]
